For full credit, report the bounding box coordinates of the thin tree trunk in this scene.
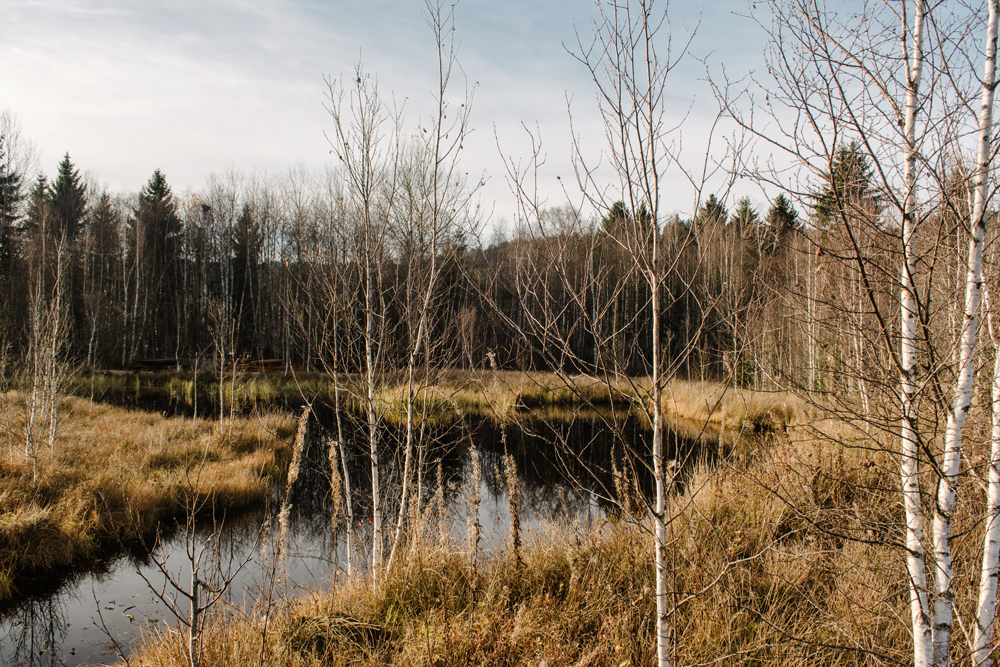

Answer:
[976,280,1000,666]
[651,260,670,667]
[900,2,933,665]
[387,248,438,572]
[365,255,382,574]
[189,551,200,667]
[332,292,354,576]
[969,5,1000,666]
[932,3,998,663]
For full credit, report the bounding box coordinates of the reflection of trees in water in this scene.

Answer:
[1,595,67,667]
[292,411,709,533]
[295,410,474,529]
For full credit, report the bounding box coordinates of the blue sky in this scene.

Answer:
[0,0,768,223]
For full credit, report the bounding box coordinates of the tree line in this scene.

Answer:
[0,141,838,388]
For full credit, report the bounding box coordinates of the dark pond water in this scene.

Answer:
[0,409,714,667]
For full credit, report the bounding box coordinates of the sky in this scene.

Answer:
[0,0,769,226]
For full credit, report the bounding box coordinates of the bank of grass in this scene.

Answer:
[124,397,929,667]
[0,393,297,602]
[71,369,805,433]
[65,370,338,414]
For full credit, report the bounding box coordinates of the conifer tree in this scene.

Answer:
[695,194,727,232]
[0,134,24,274]
[232,202,261,358]
[131,169,182,358]
[764,194,799,255]
[48,153,86,242]
[812,141,880,229]
[0,134,24,339]
[729,196,760,234]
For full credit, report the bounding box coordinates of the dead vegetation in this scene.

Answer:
[120,399,941,667]
[0,392,296,601]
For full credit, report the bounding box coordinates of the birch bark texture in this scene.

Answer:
[971,4,1000,664]
[977,275,1000,666]
[899,2,933,665]
[933,0,999,663]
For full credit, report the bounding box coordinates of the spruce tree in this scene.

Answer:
[133,169,182,358]
[232,202,261,358]
[766,194,799,235]
[729,196,760,235]
[49,153,86,241]
[764,194,799,256]
[813,141,880,228]
[0,134,23,278]
[694,194,727,235]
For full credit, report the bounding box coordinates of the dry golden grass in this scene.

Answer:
[0,392,297,600]
[72,369,809,437]
[341,370,639,423]
[122,402,930,667]
[415,371,803,434]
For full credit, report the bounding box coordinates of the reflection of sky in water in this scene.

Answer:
[0,514,346,667]
[0,413,695,666]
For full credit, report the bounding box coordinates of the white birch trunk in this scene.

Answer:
[900,2,933,665]
[971,5,1000,665]
[975,319,1000,666]
[933,3,998,663]
[650,210,669,667]
[366,267,382,574]
[333,367,354,577]
[652,264,670,667]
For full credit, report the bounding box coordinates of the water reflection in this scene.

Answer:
[0,410,711,666]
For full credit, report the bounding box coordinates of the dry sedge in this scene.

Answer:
[0,392,296,600]
[278,404,312,560]
[119,392,926,666]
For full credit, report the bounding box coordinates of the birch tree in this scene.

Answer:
[570,2,727,660]
[386,0,478,573]
[713,0,1000,664]
[977,234,1000,666]
[22,182,70,482]
[324,65,401,574]
[495,1,737,664]
[902,6,932,662]
[932,1,999,662]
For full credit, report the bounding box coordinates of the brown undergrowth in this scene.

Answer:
[123,406,937,667]
[0,393,296,601]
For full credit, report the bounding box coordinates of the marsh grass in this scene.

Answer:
[68,370,803,436]
[121,410,931,667]
[0,392,296,601]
